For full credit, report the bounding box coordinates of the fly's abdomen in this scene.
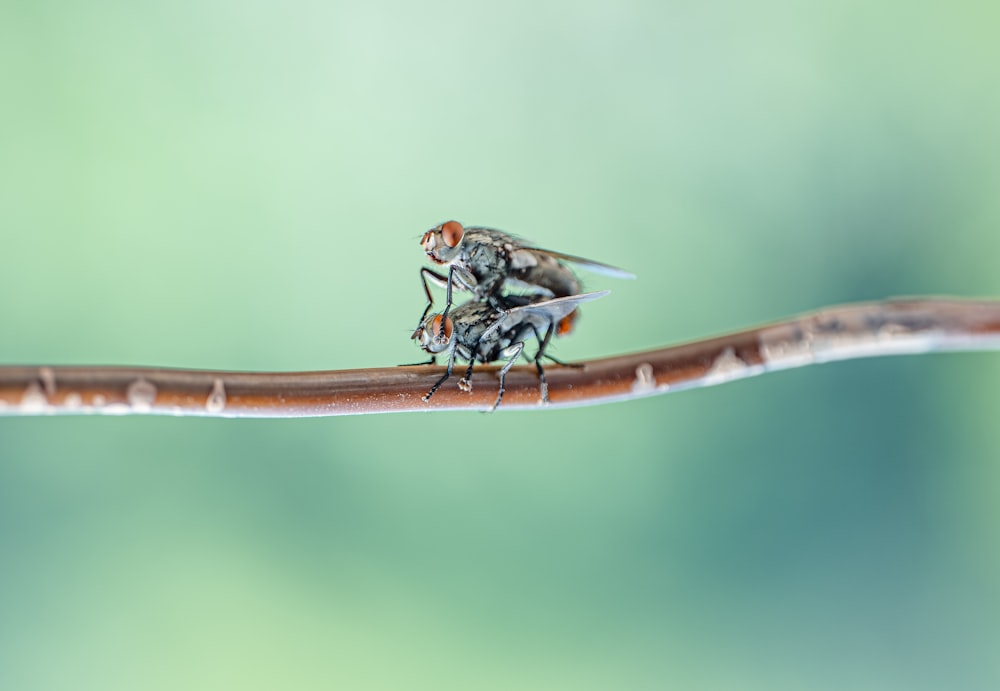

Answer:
[510,256,583,334]
[512,254,581,297]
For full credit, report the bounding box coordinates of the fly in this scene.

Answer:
[418,220,633,338]
[412,291,610,410]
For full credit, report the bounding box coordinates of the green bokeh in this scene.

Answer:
[2,1,1000,689]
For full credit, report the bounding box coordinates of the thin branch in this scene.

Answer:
[2,297,999,418]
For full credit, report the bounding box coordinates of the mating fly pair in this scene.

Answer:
[411,220,633,410]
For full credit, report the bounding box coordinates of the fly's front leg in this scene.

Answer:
[491,342,524,412]
[399,355,436,367]
[424,344,458,402]
[438,265,458,341]
[417,268,449,330]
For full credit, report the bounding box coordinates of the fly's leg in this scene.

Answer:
[423,344,458,402]
[399,355,436,367]
[528,323,557,404]
[458,358,476,392]
[430,266,476,343]
[459,327,492,393]
[438,265,458,341]
[491,342,524,412]
[542,353,585,369]
[417,268,449,329]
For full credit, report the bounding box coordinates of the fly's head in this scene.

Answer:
[421,220,465,264]
[412,313,454,353]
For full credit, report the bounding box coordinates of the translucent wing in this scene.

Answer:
[506,291,611,324]
[462,226,635,280]
[524,248,635,280]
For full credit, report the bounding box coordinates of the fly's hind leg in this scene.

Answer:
[528,323,557,404]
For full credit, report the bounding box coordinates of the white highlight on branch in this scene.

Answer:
[126,378,157,413]
[206,379,227,413]
[703,347,761,386]
[631,363,656,393]
[21,381,49,413]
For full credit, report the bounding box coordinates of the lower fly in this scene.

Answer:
[412,291,609,410]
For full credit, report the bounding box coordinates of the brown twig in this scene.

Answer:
[2,297,999,418]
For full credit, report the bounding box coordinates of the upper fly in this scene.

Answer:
[418,220,633,337]
[412,291,610,411]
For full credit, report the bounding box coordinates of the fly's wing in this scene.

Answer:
[505,291,611,329]
[522,248,635,280]
[465,226,533,245]
[464,227,634,279]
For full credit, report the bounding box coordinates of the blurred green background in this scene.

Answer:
[2,0,1000,689]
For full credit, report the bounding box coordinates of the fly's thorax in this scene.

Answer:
[441,300,506,361]
[471,320,516,363]
[459,229,515,296]
[452,301,502,339]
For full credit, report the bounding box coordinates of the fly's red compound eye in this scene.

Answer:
[440,220,464,248]
[431,315,454,341]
